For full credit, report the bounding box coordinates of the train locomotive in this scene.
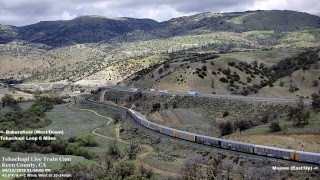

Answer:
[127,109,320,165]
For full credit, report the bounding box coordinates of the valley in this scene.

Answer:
[1,9,320,179]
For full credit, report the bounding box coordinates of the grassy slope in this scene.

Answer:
[123,48,306,96]
[45,103,113,138]
[228,10,320,31]
[226,111,320,153]
[257,61,320,98]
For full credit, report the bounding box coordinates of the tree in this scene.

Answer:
[289,84,299,92]
[107,140,121,158]
[312,80,319,87]
[180,156,203,180]
[172,102,178,109]
[76,134,97,147]
[18,97,25,102]
[111,160,136,179]
[1,94,17,108]
[126,141,139,160]
[287,98,310,125]
[219,121,234,136]
[158,68,164,74]
[114,113,122,124]
[311,93,320,109]
[164,63,170,69]
[279,81,284,87]
[133,91,142,101]
[152,103,161,112]
[269,121,281,132]
[204,156,222,179]
[222,111,229,117]
[237,119,251,134]
[164,103,168,110]
[202,65,207,71]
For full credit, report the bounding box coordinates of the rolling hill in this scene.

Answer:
[1,10,320,47]
[1,9,320,96]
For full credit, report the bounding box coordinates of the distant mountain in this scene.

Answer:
[0,10,320,47]
[228,10,320,31]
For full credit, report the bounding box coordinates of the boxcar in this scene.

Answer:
[128,109,140,123]
[295,151,320,164]
[175,130,196,142]
[161,126,175,137]
[196,134,219,147]
[149,122,160,132]
[140,117,149,128]
[255,145,295,160]
[220,139,254,154]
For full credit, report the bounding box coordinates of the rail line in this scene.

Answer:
[69,100,179,176]
[81,94,320,168]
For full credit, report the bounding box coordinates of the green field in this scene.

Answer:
[45,103,113,138]
[45,102,128,153]
[229,110,320,136]
[144,154,182,173]
[95,123,117,138]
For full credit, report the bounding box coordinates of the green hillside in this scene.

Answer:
[1,10,320,47]
[228,10,320,31]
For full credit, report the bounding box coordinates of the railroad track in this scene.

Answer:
[81,94,320,169]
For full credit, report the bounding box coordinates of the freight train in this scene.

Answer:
[127,109,320,165]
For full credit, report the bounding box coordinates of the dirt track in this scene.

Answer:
[68,100,179,177]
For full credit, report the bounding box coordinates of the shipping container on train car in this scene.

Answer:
[254,145,295,160]
[161,126,175,137]
[295,151,320,164]
[130,88,140,92]
[149,122,160,132]
[128,109,139,122]
[140,117,149,128]
[175,130,195,142]
[188,91,200,96]
[220,139,254,153]
[133,113,142,124]
[159,90,168,94]
[196,134,219,147]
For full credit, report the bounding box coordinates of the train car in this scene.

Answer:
[126,108,320,165]
[220,139,254,154]
[255,145,295,160]
[149,122,161,132]
[188,91,200,96]
[159,90,168,94]
[196,134,219,147]
[161,126,175,137]
[128,109,142,124]
[175,130,196,142]
[295,151,320,164]
[134,115,141,124]
[140,117,149,128]
[128,109,137,120]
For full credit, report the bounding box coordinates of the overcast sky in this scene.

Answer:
[1,0,319,26]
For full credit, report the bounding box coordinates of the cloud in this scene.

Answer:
[249,0,320,16]
[0,0,319,26]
